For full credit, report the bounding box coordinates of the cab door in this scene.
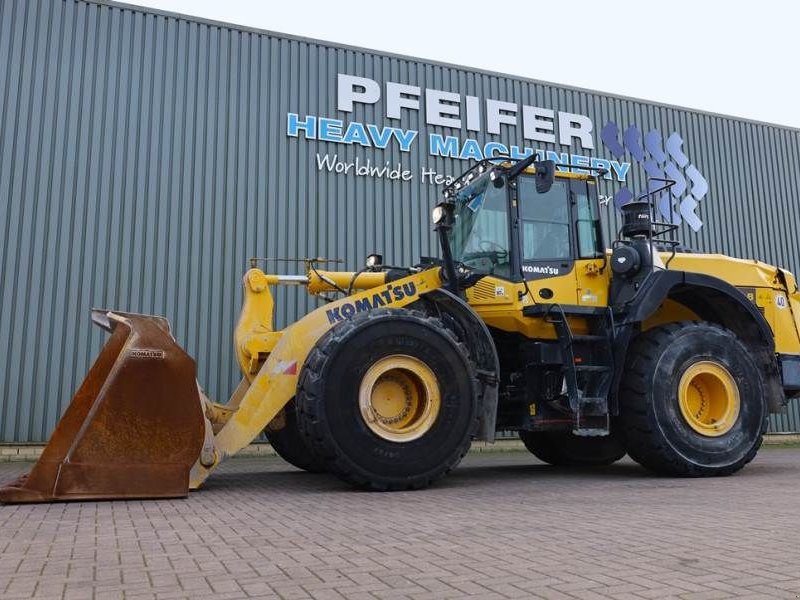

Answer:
[516,175,607,308]
[517,175,579,305]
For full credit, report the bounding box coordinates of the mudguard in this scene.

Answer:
[421,288,501,441]
[621,270,774,348]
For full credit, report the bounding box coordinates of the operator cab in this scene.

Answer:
[441,158,605,285]
[435,157,616,437]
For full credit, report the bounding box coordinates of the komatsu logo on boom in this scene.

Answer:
[326,282,417,323]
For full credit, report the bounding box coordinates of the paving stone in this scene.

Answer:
[0,450,799,599]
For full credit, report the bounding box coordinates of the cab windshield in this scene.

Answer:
[448,175,511,278]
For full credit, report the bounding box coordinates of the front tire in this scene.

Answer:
[519,430,626,466]
[296,309,479,491]
[264,399,325,473]
[620,322,768,476]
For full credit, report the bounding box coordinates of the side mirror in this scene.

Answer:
[534,160,555,194]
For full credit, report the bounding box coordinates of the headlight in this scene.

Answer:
[432,205,447,225]
[365,253,383,269]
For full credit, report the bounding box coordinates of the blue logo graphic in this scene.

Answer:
[600,122,708,232]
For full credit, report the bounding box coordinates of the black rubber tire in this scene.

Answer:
[619,321,768,476]
[518,430,626,466]
[264,399,326,473]
[296,309,479,491]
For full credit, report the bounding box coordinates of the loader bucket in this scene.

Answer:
[0,311,205,503]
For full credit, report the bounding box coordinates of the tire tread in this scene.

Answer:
[296,309,480,491]
[620,321,767,477]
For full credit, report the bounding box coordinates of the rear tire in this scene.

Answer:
[519,430,626,466]
[619,322,768,476]
[264,399,325,473]
[296,309,479,491]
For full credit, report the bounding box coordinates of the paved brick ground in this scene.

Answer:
[1,448,799,600]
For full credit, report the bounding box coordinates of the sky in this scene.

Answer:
[126,0,800,129]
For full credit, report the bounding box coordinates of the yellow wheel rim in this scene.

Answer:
[358,355,441,443]
[678,361,740,437]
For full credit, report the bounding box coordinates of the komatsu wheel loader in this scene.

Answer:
[3,155,800,502]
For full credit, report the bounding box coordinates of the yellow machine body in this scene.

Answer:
[5,165,800,502]
[463,252,800,354]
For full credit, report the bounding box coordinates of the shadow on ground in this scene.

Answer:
[2,447,797,500]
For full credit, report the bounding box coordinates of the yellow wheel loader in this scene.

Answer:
[3,155,800,502]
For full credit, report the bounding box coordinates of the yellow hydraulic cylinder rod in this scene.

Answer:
[307,269,387,295]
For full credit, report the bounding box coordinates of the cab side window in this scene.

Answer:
[519,178,571,261]
[575,187,601,258]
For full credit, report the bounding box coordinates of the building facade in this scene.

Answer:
[2,0,800,442]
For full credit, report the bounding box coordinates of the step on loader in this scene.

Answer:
[3,155,800,502]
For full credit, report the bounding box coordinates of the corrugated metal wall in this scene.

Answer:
[1,0,799,442]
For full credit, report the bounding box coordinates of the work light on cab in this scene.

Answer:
[432,204,447,225]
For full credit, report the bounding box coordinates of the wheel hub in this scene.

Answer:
[678,361,740,437]
[358,355,441,442]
